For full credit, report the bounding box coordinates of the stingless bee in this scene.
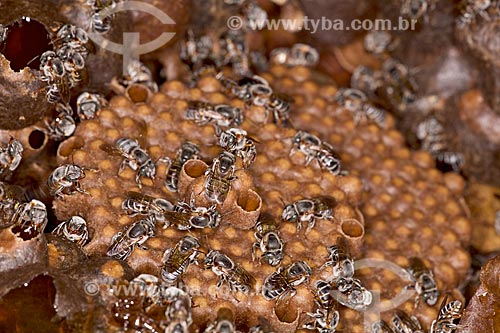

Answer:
[52,215,89,247]
[265,92,293,127]
[100,137,156,189]
[252,213,285,266]
[76,92,106,120]
[270,43,319,67]
[48,163,90,198]
[281,197,336,233]
[332,277,373,310]
[122,191,173,223]
[204,151,237,204]
[120,60,158,93]
[429,296,463,333]
[163,282,193,333]
[203,307,241,333]
[405,257,439,307]
[322,238,355,281]
[106,216,156,260]
[290,131,323,165]
[381,58,417,110]
[334,88,368,113]
[46,103,76,141]
[163,196,221,230]
[185,101,243,130]
[262,261,311,303]
[204,250,256,294]
[219,128,257,169]
[372,321,396,333]
[129,273,163,311]
[351,66,384,100]
[0,137,23,176]
[163,141,200,192]
[161,235,201,284]
[391,310,424,333]
[303,280,340,333]
[10,199,48,239]
[0,181,25,223]
[401,0,434,21]
[364,30,398,56]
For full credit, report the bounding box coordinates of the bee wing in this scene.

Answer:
[134,119,149,148]
[236,265,256,289]
[106,233,135,258]
[57,76,71,104]
[99,143,124,156]
[162,211,192,229]
[126,191,153,202]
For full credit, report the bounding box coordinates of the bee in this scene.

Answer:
[334,88,368,113]
[122,191,173,223]
[48,163,89,198]
[40,52,66,83]
[290,131,323,165]
[270,43,319,67]
[128,274,163,311]
[46,103,76,141]
[405,257,439,307]
[332,277,372,310]
[106,216,156,260]
[0,182,25,223]
[219,128,257,169]
[163,283,193,333]
[316,143,342,175]
[185,101,243,129]
[416,117,447,153]
[120,60,158,92]
[164,142,200,192]
[52,215,89,247]
[401,0,433,20]
[322,238,355,281]
[252,213,285,266]
[0,138,23,176]
[161,236,201,283]
[76,92,105,120]
[381,59,417,110]
[218,74,271,104]
[0,24,7,44]
[429,296,463,333]
[204,152,237,204]
[204,250,256,294]
[435,151,464,173]
[281,197,336,232]
[265,92,292,127]
[262,261,312,303]
[90,12,112,34]
[391,310,424,333]
[54,24,90,54]
[100,137,156,189]
[372,321,396,333]
[180,30,213,70]
[359,104,387,129]
[364,30,398,56]
[303,280,340,333]
[204,307,241,333]
[351,66,383,100]
[163,196,221,230]
[10,199,48,239]
[46,79,71,104]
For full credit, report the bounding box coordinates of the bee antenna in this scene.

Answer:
[26,54,41,67]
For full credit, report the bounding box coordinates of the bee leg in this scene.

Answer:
[118,159,128,175]
[135,172,143,189]
[305,219,316,235]
[304,153,315,166]
[137,244,149,251]
[54,186,65,199]
[251,242,259,262]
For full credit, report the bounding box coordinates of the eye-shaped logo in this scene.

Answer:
[87,1,176,75]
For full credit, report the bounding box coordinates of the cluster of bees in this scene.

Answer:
[357,29,465,173]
